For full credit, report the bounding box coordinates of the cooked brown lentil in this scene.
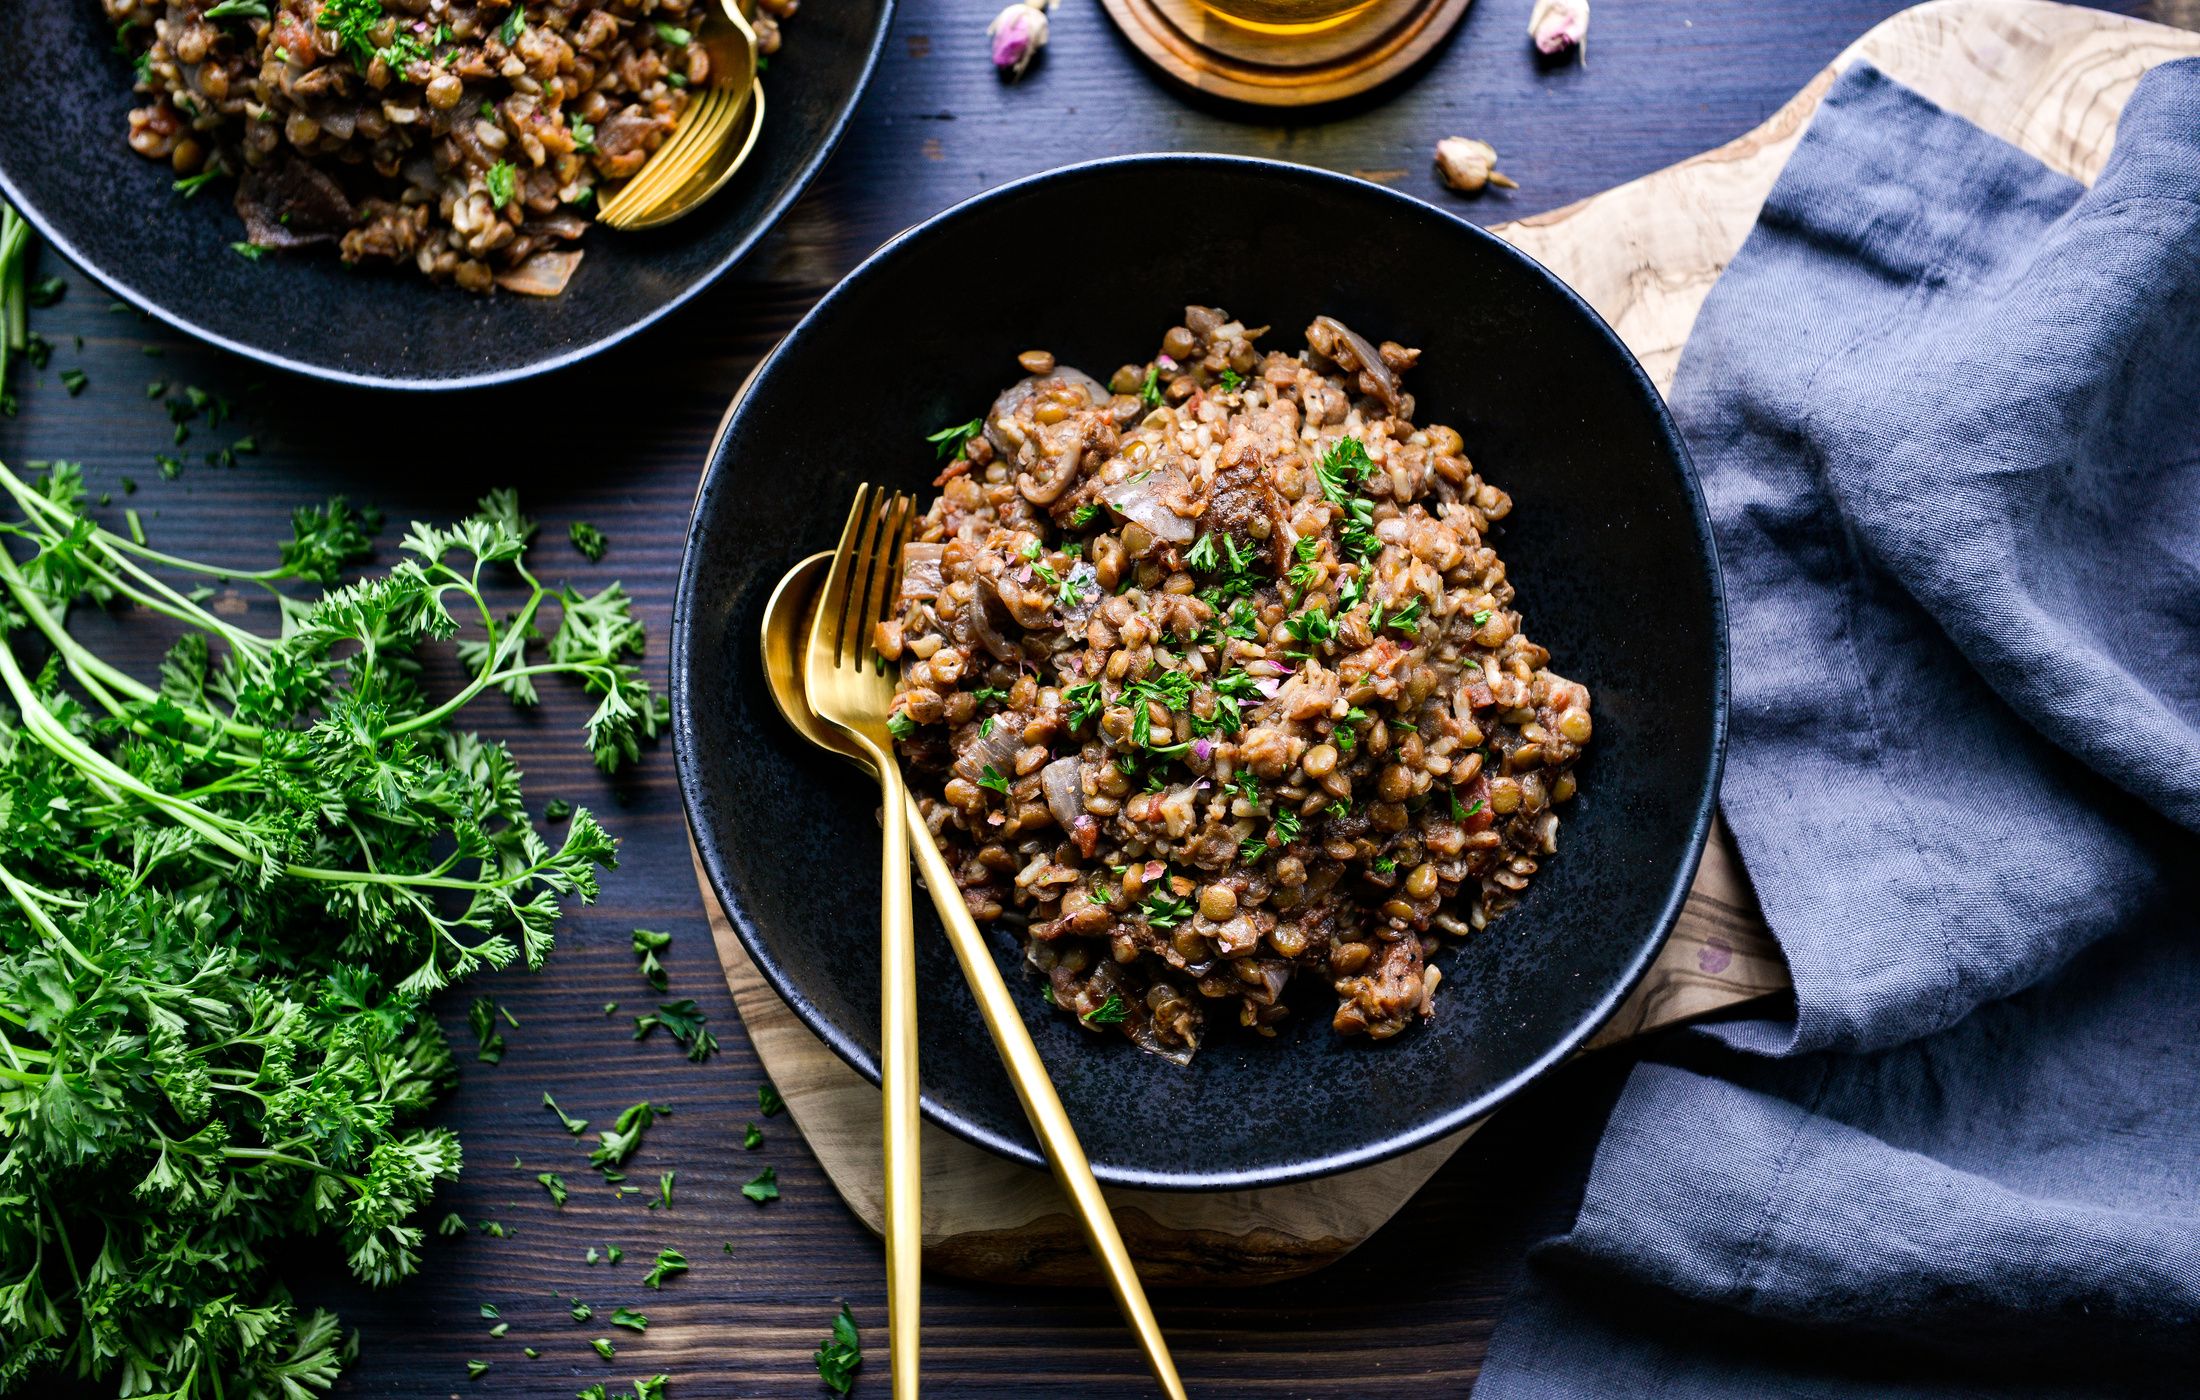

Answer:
[104,0,799,293]
[887,308,1592,1062]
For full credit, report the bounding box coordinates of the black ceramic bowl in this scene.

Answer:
[674,155,1727,1191]
[0,0,891,389]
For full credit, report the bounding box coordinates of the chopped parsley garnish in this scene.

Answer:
[642,1249,688,1289]
[498,6,526,43]
[978,715,995,738]
[467,1360,490,1379]
[654,20,692,44]
[1222,599,1262,640]
[886,710,917,741]
[571,1301,593,1323]
[173,167,224,197]
[925,416,983,461]
[978,764,1011,796]
[743,1121,764,1149]
[1232,768,1261,804]
[589,1101,668,1170]
[1185,532,1220,571]
[1218,368,1243,392]
[590,1337,616,1360]
[231,240,267,261]
[484,160,517,210]
[634,998,719,1062]
[1472,609,1493,625]
[815,1306,863,1395]
[1272,807,1302,844]
[633,927,672,988]
[1139,364,1163,407]
[468,995,507,1063]
[742,1167,780,1204]
[1284,606,1336,647]
[970,685,1011,706]
[1059,679,1103,729]
[1070,502,1101,527]
[570,118,597,152]
[314,0,387,65]
[1337,571,1366,613]
[1374,857,1398,874]
[545,796,572,820]
[1386,597,1424,634]
[1141,889,1194,929]
[60,368,87,396]
[760,1082,785,1115]
[570,520,607,561]
[537,1172,568,1206]
[1082,993,1129,1025]
[612,1307,650,1332]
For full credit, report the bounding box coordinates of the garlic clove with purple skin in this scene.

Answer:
[1434,137,1518,196]
[1527,0,1588,60]
[988,0,1057,82]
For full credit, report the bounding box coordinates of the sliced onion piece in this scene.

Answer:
[898,542,944,603]
[1040,756,1085,829]
[1100,471,1197,544]
[1311,315,1399,411]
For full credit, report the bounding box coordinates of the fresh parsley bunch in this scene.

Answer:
[0,466,659,1393]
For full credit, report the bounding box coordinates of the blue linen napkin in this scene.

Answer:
[1474,58,2200,1397]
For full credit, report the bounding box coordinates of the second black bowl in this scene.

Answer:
[674,154,1726,1191]
[0,0,892,388]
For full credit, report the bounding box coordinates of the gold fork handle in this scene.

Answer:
[880,760,923,1400]
[903,791,1189,1400]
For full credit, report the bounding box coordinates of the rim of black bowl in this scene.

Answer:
[0,1,894,393]
[674,152,1731,1191]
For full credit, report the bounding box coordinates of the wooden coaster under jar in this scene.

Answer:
[1099,0,1476,106]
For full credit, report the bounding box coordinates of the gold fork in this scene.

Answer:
[596,0,763,230]
[804,485,922,1400]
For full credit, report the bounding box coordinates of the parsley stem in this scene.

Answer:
[219,1146,364,1188]
[0,860,101,975]
[0,640,259,860]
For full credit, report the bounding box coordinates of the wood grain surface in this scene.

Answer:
[0,1,2183,1395]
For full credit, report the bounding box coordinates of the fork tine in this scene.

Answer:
[601,86,733,223]
[840,487,893,670]
[811,483,875,673]
[853,493,912,670]
[598,94,710,224]
[642,89,738,212]
[835,485,890,669]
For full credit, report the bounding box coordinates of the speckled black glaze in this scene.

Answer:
[673,155,1729,1192]
[0,0,891,389]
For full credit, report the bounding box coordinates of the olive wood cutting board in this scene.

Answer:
[697,0,2200,1286]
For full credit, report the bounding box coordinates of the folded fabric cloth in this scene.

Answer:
[1475,58,2200,1398]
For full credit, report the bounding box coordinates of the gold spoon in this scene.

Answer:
[761,553,1190,1400]
[596,0,763,230]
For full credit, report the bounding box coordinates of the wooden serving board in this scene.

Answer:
[700,0,2200,1287]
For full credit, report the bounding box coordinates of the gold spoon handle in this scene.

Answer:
[880,762,922,1400]
[903,790,1189,1400]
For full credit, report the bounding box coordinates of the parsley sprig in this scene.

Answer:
[0,470,669,1392]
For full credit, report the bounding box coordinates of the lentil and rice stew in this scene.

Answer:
[884,308,1594,1062]
[103,0,798,293]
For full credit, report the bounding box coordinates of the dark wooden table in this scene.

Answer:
[0,1,2170,1393]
